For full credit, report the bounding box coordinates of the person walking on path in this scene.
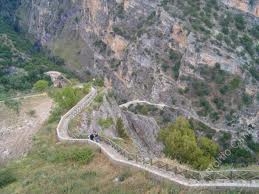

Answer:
[89,133,94,141]
[93,131,100,142]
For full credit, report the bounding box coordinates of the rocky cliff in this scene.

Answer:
[10,0,259,138]
[223,0,259,16]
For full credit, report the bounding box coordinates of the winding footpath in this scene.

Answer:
[57,88,259,190]
[119,100,231,132]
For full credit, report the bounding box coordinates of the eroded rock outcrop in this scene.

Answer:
[12,0,259,138]
[222,0,259,17]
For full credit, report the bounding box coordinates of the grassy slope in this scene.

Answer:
[0,120,173,194]
[0,93,247,194]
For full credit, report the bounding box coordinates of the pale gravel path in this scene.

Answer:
[119,100,231,132]
[56,88,259,190]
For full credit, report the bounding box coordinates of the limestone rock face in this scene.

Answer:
[222,0,259,17]
[124,111,164,156]
[12,0,259,135]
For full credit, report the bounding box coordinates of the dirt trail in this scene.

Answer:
[0,95,53,164]
[119,100,230,132]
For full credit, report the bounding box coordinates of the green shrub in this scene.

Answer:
[40,146,94,164]
[0,169,16,188]
[246,134,259,152]
[216,33,223,41]
[240,35,254,56]
[218,132,232,149]
[93,79,104,87]
[168,49,182,79]
[131,104,149,115]
[209,111,219,122]
[213,97,225,110]
[4,99,21,113]
[229,77,241,90]
[53,87,81,110]
[222,26,229,34]
[115,4,124,19]
[98,117,113,128]
[249,67,259,81]
[230,30,238,44]
[110,59,121,70]
[146,11,156,25]
[112,26,124,36]
[223,147,256,166]
[93,40,107,53]
[234,14,246,30]
[192,80,210,96]
[33,80,49,92]
[198,137,219,157]
[94,94,103,104]
[242,93,253,105]
[225,111,238,126]
[198,98,213,116]
[161,63,169,72]
[116,118,128,139]
[250,25,259,39]
[219,85,229,95]
[159,117,219,170]
[172,61,181,79]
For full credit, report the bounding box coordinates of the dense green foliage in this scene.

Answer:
[223,147,256,166]
[0,18,68,100]
[0,169,16,188]
[53,87,81,110]
[159,117,219,170]
[33,80,49,92]
[48,84,91,122]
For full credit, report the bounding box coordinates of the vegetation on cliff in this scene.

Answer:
[0,18,69,100]
[159,117,219,170]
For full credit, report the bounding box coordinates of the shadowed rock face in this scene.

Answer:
[9,0,259,136]
[124,111,164,156]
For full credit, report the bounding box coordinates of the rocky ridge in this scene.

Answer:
[6,0,259,145]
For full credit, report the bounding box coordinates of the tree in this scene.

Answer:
[198,137,219,157]
[159,117,219,170]
[54,87,79,109]
[33,80,49,92]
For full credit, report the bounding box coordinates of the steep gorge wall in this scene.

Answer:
[12,0,259,134]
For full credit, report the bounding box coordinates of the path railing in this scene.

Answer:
[56,87,259,188]
[99,135,259,182]
[57,87,97,142]
[150,160,259,181]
